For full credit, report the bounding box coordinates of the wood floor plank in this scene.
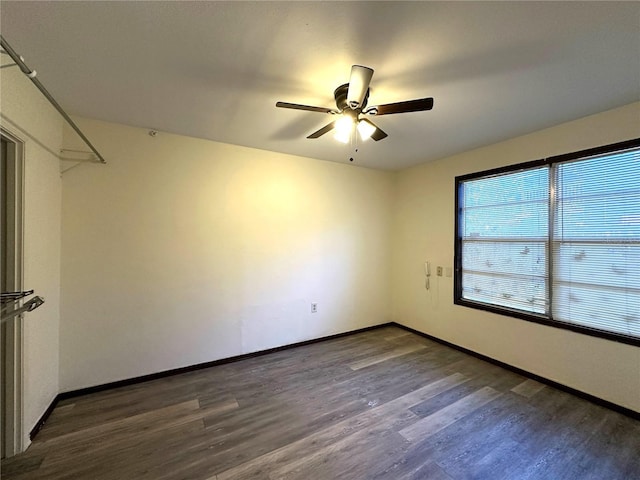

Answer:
[0,453,44,477]
[511,378,546,398]
[37,374,220,440]
[399,386,502,442]
[216,373,468,480]
[520,407,640,480]
[270,430,410,480]
[7,419,206,480]
[421,393,535,476]
[382,330,414,341]
[348,343,428,370]
[3,326,639,480]
[370,456,455,480]
[395,461,455,480]
[38,398,200,447]
[36,398,238,472]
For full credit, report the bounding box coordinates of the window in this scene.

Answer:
[455,139,640,345]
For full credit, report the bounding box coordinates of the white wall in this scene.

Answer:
[1,67,62,445]
[391,102,640,413]
[60,118,394,391]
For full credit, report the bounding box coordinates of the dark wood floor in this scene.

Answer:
[2,325,639,479]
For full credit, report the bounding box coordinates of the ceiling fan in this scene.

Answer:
[276,65,434,143]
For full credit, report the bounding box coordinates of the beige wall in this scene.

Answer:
[1,67,62,446]
[59,103,640,412]
[60,118,394,391]
[391,102,640,412]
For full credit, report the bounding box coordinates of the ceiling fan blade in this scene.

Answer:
[307,121,336,139]
[276,102,334,114]
[370,124,388,141]
[347,65,374,109]
[372,97,434,116]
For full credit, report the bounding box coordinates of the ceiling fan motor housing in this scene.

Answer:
[334,83,369,112]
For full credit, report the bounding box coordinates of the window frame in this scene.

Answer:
[454,138,640,347]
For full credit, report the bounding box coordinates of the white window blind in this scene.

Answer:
[456,140,640,343]
[460,167,549,314]
[552,148,640,338]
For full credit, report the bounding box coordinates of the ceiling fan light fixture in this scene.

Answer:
[276,64,434,144]
[334,115,354,143]
[357,118,376,141]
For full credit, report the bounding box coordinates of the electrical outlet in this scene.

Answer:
[437,266,443,276]
[311,302,318,313]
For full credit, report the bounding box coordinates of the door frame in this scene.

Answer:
[1,127,25,457]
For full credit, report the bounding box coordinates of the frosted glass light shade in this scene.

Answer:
[357,119,376,141]
[334,116,354,143]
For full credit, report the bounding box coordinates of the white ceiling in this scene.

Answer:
[1,1,639,170]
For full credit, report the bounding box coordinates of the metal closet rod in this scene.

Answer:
[0,35,106,164]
